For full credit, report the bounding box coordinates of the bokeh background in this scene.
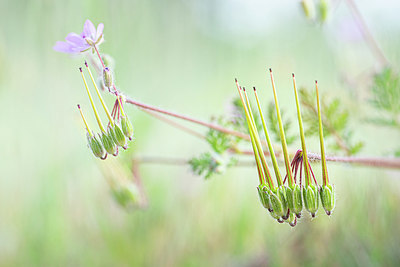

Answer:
[1,0,400,266]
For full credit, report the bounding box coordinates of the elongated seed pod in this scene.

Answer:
[303,184,319,217]
[269,190,285,218]
[292,184,303,217]
[112,124,127,148]
[88,134,106,159]
[320,184,335,215]
[257,186,271,211]
[121,116,134,140]
[101,130,118,156]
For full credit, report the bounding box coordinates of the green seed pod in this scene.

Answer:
[278,186,289,219]
[269,189,285,218]
[301,0,316,20]
[111,182,139,209]
[101,131,118,156]
[319,0,329,23]
[303,184,319,217]
[88,134,106,159]
[320,184,335,215]
[286,186,294,211]
[292,184,303,218]
[257,185,272,211]
[103,67,113,88]
[285,212,297,227]
[121,116,134,140]
[271,211,283,223]
[112,124,127,148]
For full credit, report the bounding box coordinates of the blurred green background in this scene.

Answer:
[1,0,400,266]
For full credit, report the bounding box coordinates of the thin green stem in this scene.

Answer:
[117,96,127,118]
[269,69,294,186]
[77,104,93,138]
[292,73,311,186]
[316,81,329,186]
[85,62,114,126]
[237,86,266,186]
[242,88,275,188]
[80,68,105,133]
[235,80,272,187]
[253,87,283,186]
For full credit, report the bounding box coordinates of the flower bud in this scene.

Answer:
[121,116,134,140]
[101,130,118,156]
[257,185,272,211]
[112,124,127,148]
[88,134,106,159]
[303,184,319,217]
[320,184,335,215]
[292,184,303,218]
[103,67,113,88]
[111,182,140,209]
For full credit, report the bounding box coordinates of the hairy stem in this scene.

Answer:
[125,96,250,140]
[124,95,400,170]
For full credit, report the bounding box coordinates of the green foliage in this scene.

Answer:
[370,68,400,116]
[206,121,233,154]
[189,152,236,179]
[267,102,296,145]
[369,68,400,154]
[231,97,262,134]
[299,87,364,155]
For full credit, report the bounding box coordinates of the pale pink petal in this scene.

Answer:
[96,23,104,40]
[53,41,75,54]
[65,32,86,46]
[82,19,96,40]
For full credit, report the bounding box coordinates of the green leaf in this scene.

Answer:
[370,67,400,114]
[189,152,233,179]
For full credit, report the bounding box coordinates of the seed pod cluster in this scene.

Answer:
[77,63,134,160]
[235,71,335,227]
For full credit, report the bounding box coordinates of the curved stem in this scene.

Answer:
[345,0,389,67]
[125,96,250,140]
[125,95,400,170]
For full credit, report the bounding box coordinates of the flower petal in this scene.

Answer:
[96,23,104,40]
[65,32,86,46]
[82,19,96,40]
[53,41,75,54]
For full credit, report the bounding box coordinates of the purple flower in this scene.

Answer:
[53,19,104,54]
